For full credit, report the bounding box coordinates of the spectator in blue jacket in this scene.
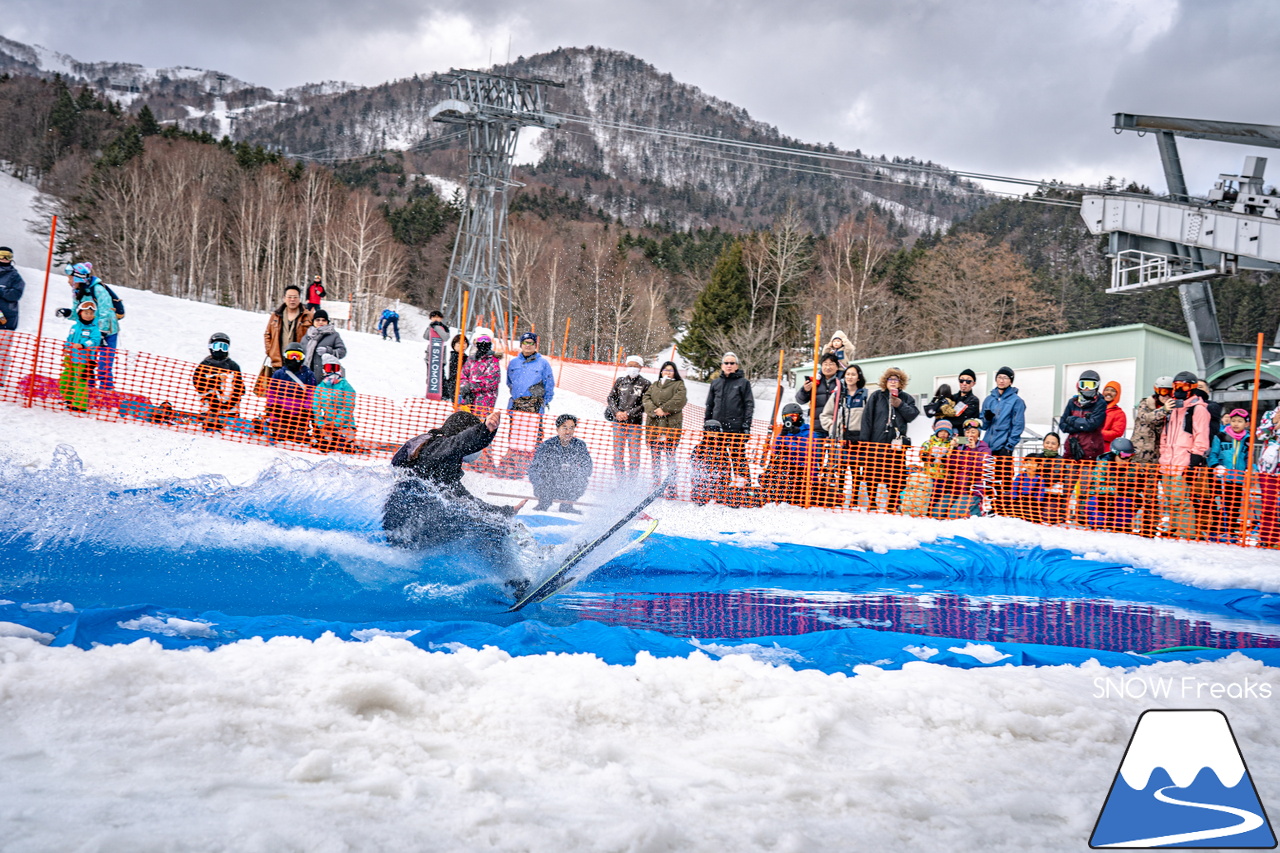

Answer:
[0,246,25,385]
[506,331,555,413]
[981,365,1026,515]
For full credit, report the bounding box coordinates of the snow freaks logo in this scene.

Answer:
[1090,710,1277,848]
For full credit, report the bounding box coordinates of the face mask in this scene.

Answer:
[660,376,671,384]
[324,373,343,384]
[210,350,228,361]
[627,367,640,378]
[1174,388,1188,400]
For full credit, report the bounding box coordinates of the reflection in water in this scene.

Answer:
[562,590,1280,652]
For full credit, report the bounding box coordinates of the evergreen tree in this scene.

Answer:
[137,105,161,136]
[681,239,751,376]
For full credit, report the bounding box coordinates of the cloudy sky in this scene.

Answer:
[6,0,1279,194]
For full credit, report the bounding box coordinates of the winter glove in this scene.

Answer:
[56,308,72,319]
[983,409,995,424]
[317,346,330,355]
[1189,453,1207,468]
[1214,465,1227,478]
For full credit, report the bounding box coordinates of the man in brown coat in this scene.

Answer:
[263,284,315,368]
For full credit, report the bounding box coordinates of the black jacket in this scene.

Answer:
[860,388,920,444]
[383,423,512,550]
[924,390,981,431]
[529,436,594,500]
[0,264,24,330]
[606,374,652,423]
[705,371,755,433]
[795,373,839,419]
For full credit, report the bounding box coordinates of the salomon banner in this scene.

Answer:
[425,323,447,400]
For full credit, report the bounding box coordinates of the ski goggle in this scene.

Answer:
[284,350,305,361]
[209,341,229,353]
[1077,378,1100,391]
[0,250,11,262]
[1154,385,1172,396]
[323,363,342,374]
[1117,451,1134,459]
[782,413,803,426]
[962,418,983,431]
[1173,380,1196,392]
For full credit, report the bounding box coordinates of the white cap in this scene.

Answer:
[626,355,644,367]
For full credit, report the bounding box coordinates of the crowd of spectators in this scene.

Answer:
[11,252,1280,544]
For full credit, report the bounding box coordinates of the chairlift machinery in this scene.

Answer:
[1080,113,1280,403]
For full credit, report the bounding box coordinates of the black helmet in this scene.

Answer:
[1078,369,1101,398]
[1173,370,1198,385]
[780,402,805,428]
[209,331,230,345]
[1110,437,1135,456]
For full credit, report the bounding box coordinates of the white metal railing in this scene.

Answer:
[1109,249,1172,293]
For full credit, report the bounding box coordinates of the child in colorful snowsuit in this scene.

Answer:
[1208,409,1251,543]
[1081,437,1141,533]
[60,300,101,411]
[314,354,361,453]
[459,332,502,411]
[934,418,990,519]
[919,420,954,518]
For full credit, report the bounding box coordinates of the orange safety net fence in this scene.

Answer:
[1,329,1274,549]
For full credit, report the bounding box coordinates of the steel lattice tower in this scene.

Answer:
[430,70,561,331]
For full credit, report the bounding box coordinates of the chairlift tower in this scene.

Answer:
[1081,113,1280,396]
[429,70,561,331]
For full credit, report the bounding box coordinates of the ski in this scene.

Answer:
[507,476,673,612]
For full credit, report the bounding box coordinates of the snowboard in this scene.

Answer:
[507,476,673,612]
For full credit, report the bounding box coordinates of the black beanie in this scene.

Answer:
[312,309,329,322]
[434,411,482,437]
[996,366,1015,381]
[959,368,976,382]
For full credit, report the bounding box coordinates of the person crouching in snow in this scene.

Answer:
[192,332,245,431]
[919,420,954,518]
[60,299,101,412]
[383,410,527,561]
[314,354,361,454]
[265,342,317,444]
[528,414,594,513]
[760,403,819,505]
[690,420,734,506]
[1082,437,1141,534]
[934,418,990,519]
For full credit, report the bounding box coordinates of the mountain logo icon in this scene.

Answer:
[1090,709,1276,848]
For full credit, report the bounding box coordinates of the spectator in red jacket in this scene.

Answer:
[305,275,326,311]
[1101,380,1127,453]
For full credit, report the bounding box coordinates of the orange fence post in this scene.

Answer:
[452,290,470,409]
[25,215,57,409]
[1243,332,1264,541]
[803,315,822,507]
[557,316,571,386]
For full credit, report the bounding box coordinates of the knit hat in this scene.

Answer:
[519,332,538,344]
[958,368,976,382]
[321,353,341,366]
[626,355,644,366]
[932,419,954,434]
[312,309,329,322]
[996,366,1014,381]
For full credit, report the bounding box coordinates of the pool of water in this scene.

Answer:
[3,450,1279,672]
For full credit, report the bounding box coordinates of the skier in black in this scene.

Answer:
[383,411,528,566]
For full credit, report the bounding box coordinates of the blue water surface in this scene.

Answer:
[3,447,1280,674]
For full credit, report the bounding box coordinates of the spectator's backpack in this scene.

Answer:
[101,283,125,320]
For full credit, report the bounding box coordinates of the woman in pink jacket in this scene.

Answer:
[1158,371,1211,539]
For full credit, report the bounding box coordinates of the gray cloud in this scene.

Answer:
[5,0,1279,193]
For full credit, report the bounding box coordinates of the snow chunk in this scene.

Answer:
[118,615,218,638]
[947,643,1012,664]
[904,645,939,660]
[0,622,55,643]
[21,601,74,613]
[351,628,420,642]
[690,639,807,666]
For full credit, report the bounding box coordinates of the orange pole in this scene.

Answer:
[1243,332,1264,541]
[557,316,571,385]
[804,314,822,507]
[452,290,470,409]
[25,215,57,409]
[504,311,511,352]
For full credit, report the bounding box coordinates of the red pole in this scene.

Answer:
[25,215,57,409]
